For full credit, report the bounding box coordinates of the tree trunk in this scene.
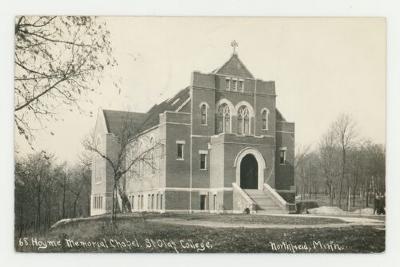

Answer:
[73,198,78,218]
[62,174,66,219]
[347,186,351,211]
[116,182,131,213]
[329,183,334,206]
[37,182,41,232]
[111,183,116,222]
[352,178,358,207]
[339,147,346,209]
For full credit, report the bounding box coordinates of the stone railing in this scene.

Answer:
[263,183,296,213]
[232,183,256,214]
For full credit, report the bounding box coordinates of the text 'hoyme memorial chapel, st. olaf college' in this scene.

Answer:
[91,46,296,216]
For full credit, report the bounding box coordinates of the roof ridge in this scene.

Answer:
[137,86,191,132]
[214,53,254,78]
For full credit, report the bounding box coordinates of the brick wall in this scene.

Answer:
[275,121,295,190]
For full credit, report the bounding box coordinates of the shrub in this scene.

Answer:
[295,200,319,214]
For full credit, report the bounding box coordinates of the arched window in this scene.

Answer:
[238,106,250,135]
[200,104,207,125]
[261,109,269,130]
[216,103,231,134]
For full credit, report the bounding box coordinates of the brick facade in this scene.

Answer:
[90,52,295,215]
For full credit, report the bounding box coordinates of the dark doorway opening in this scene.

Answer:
[240,154,258,189]
[200,195,206,210]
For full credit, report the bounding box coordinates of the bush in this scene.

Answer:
[295,200,319,214]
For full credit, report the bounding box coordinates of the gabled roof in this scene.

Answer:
[138,87,190,131]
[101,88,191,137]
[101,52,291,136]
[213,53,254,78]
[103,109,147,136]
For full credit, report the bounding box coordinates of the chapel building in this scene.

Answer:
[91,50,295,215]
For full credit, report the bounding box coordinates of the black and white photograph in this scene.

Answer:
[11,16,387,254]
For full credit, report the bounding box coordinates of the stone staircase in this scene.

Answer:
[244,189,288,214]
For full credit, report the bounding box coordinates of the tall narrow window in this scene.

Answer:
[160,194,163,210]
[200,152,207,170]
[261,109,269,130]
[244,115,249,135]
[200,104,207,125]
[216,107,223,134]
[232,79,237,91]
[238,80,244,92]
[279,148,287,164]
[238,111,243,135]
[176,141,185,160]
[237,106,250,135]
[225,78,231,90]
[216,103,231,134]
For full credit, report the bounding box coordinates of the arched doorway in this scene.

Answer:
[240,154,258,189]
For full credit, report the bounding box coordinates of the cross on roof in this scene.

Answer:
[231,40,238,54]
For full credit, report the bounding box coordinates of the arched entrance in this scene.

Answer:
[234,147,266,190]
[240,154,258,189]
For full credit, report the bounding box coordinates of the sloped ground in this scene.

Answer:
[15,213,385,253]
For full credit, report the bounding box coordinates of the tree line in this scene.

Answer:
[15,151,91,236]
[295,114,385,211]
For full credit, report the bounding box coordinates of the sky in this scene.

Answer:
[15,17,386,164]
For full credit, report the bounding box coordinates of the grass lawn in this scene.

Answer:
[15,213,384,253]
[161,213,347,225]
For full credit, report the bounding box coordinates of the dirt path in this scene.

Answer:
[148,215,384,230]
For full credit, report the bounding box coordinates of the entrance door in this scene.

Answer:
[240,154,258,189]
[200,195,206,210]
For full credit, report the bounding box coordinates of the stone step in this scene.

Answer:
[244,189,287,214]
[254,201,276,206]
[250,197,274,201]
[256,204,280,208]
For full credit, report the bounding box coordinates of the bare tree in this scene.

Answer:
[331,114,357,208]
[14,16,116,145]
[294,145,310,200]
[83,117,160,222]
[319,129,340,205]
[15,151,55,232]
[66,163,91,218]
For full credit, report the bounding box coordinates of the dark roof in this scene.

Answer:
[214,53,254,78]
[102,87,191,137]
[102,109,147,135]
[138,87,190,131]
